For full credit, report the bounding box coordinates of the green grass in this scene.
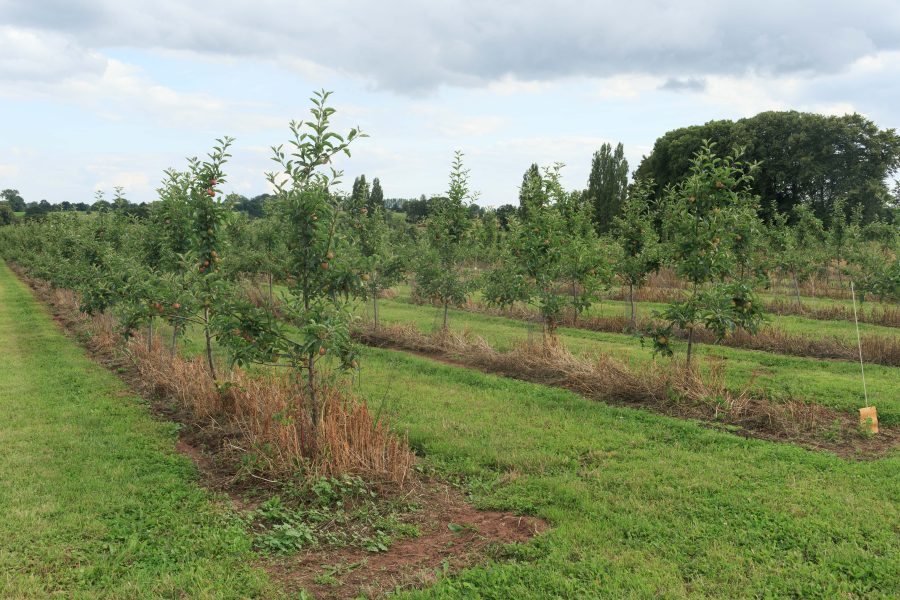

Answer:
[757,288,892,311]
[368,293,900,425]
[584,297,894,342]
[6,262,896,598]
[352,347,900,598]
[0,263,282,599]
[397,284,898,342]
[260,282,898,424]
[173,288,900,597]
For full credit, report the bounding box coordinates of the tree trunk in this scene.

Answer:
[373,292,379,330]
[571,281,578,326]
[543,317,557,348]
[268,273,274,306]
[442,301,449,330]
[170,325,178,357]
[629,282,636,331]
[307,351,318,428]
[686,326,695,368]
[793,273,802,305]
[203,306,217,381]
[147,318,153,353]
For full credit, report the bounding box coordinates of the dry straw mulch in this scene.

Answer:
[22,273,415,487]
[457,299,900,367]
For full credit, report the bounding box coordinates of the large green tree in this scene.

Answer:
[1,189,25,212]
[0,202,15,226]
[586,142,629,233]
[351,175,370,208]
[636,111,900,223]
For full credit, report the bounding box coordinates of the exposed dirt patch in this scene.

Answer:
[268,481,546,599]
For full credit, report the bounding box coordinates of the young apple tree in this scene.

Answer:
[219,91,365,428]
[557,191,614,325]
[187,137,235,380]
[651,142,766,366]
[347,196,405,330]
[767,204,823,304]
[414,151,477,330]
[483,165,579,343]
[612,178,661,331]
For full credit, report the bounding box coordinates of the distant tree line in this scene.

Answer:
[5,110,897,232]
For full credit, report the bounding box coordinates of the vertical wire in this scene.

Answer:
[850,281,869,407]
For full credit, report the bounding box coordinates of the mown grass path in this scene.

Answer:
[357,348,900,599]
[0,263,280,599]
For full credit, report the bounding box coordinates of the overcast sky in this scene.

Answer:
[2,1,900,207]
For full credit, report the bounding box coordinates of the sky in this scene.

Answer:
[2,1,900,207]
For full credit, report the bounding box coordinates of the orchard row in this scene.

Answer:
[1,92,897,407]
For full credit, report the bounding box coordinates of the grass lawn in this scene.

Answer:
[354,347,900,598]
[0,263,282,599]
[368,294,900,425]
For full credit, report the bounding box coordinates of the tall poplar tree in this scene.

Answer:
[518,163,541,219]
[369,177,385,211]
[586,142,629,233]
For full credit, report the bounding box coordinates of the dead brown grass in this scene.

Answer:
[459,299,900,367]
[765,298,900,328]
[357,324,897,458]
[24,273,415,486]
[607,286,685,303]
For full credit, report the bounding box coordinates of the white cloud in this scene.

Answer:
[436,115,507,137]
[0,25,106,83]
[90,170,152,196]
[591,75,665,100]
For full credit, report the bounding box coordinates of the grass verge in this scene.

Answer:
[0,263,281,598]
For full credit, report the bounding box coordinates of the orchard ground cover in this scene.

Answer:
[253,280,899,426]
[7,263,549,600]
[402,284,899,343]
[0,263,282,599]
[353,290,900,426]
[168,304,900,598]
[82,266,900,598]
